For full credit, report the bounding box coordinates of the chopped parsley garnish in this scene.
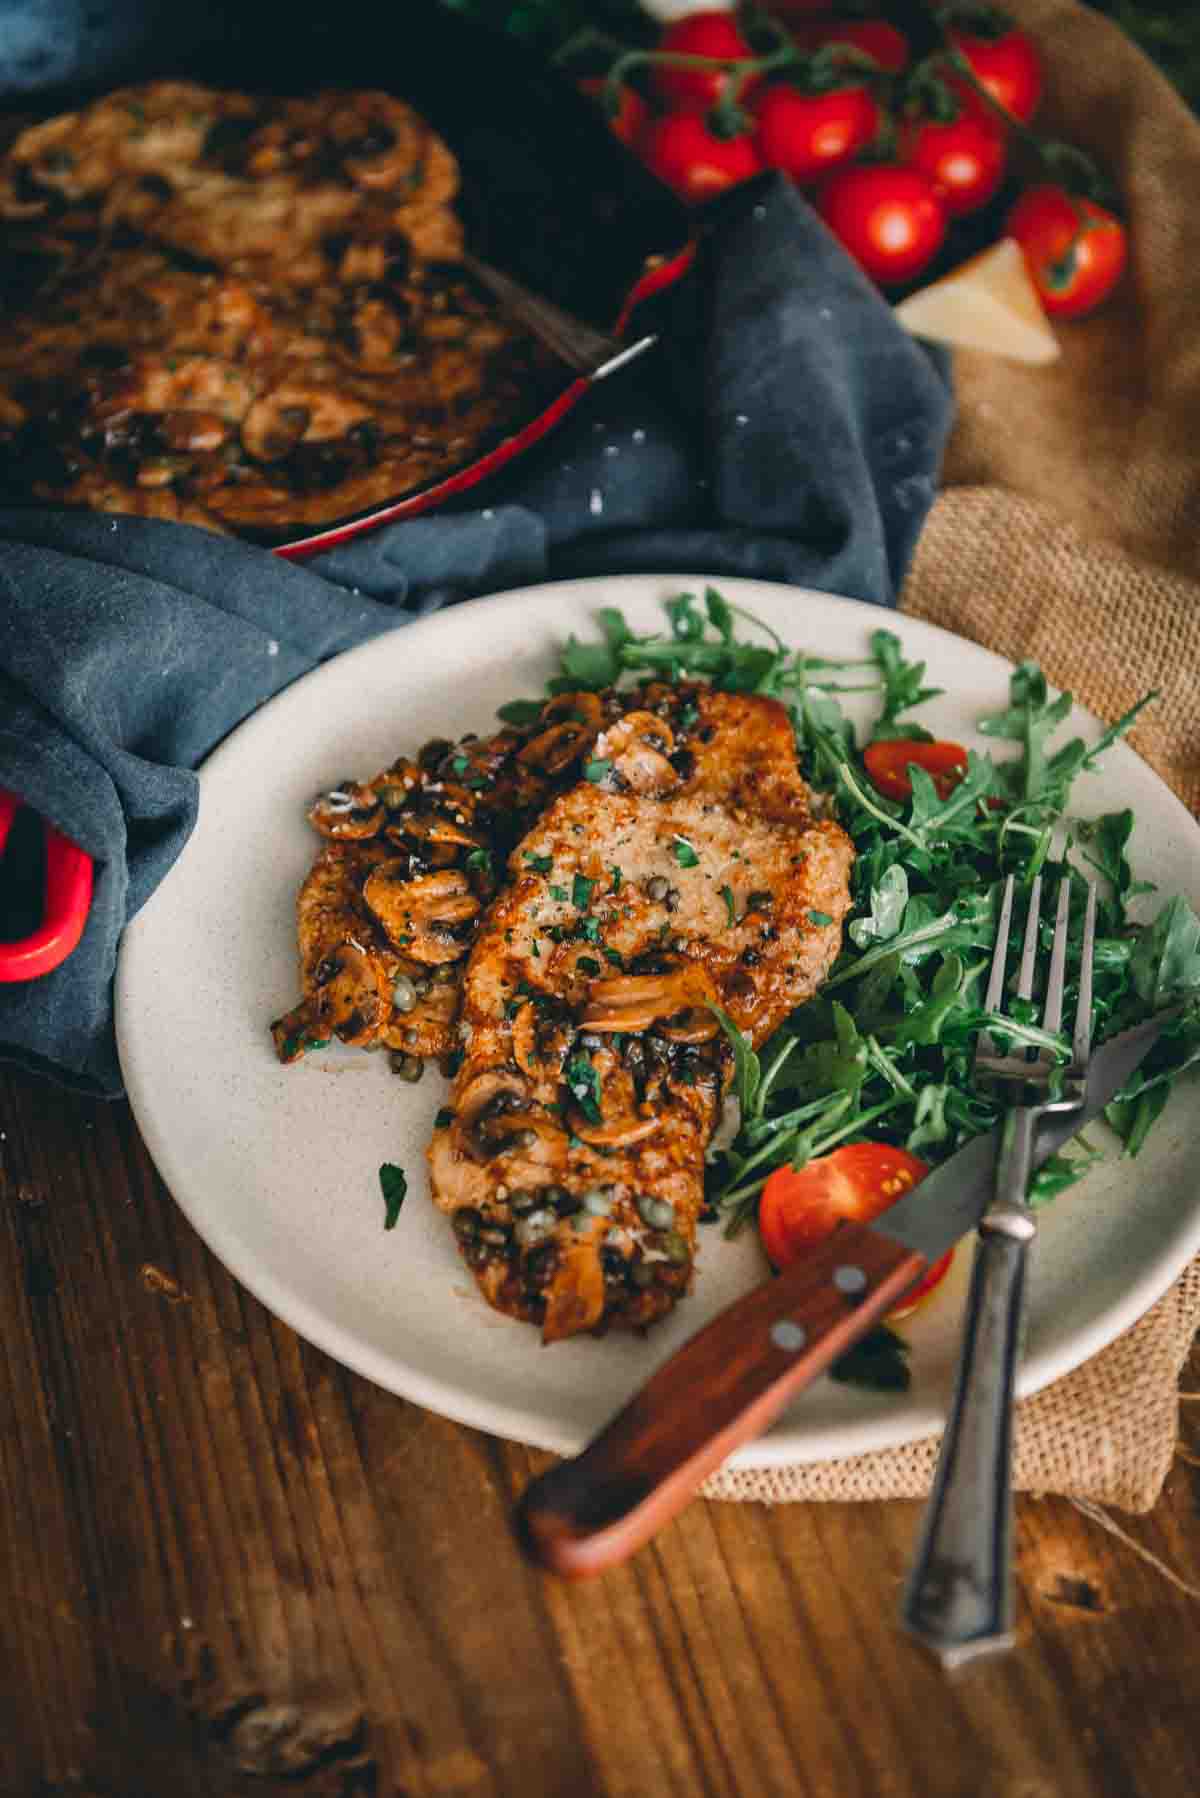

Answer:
[572,873,596,909]
[808,910,834,926]
[578,955,601,975]
[585,758,613,783]
[610,866,623,893]
[524,852,553,874]
[549,884,569,902]
[379,1163,407,1230]
[720,885,736,926]
[531,938,540,958]
[451,754,470,775]
[579,916,602,943]
[434,1108,453,1130]
[602,945,624,967]
[673,837,700,869]
[465,847,492,876]
[564,1052,603,1124]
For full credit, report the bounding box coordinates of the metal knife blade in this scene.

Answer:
[516,1010,1177,1578]
[873,1010,1176,1265]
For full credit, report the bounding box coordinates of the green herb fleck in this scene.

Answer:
[465,847,492,876]
[379,1163,407,1231]
[434,1108,453,1130]
[610,865,623,893]
[524,852,553,874]
[585,758,613,783]
[578,955,601,975]
[808,910,834,927]
[673,837,700,869]
[572,873,596,909]
[721,885,736,926]
[564,1052,603,1124]
[549,884,569,902]
[497,698,544,726]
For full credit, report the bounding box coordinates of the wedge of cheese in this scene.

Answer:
[894,238,1060,365]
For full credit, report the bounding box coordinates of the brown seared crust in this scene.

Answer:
[0,83,563,534]
[270,682,822,1073]
[427,729,855,1343]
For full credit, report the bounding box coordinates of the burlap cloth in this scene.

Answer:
[705,0,1200,1513]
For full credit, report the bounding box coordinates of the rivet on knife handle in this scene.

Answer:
[516,1222,928,1579]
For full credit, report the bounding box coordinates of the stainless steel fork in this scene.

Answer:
[900,871,1097,1668]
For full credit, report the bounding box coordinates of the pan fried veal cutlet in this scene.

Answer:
[426,696,855,1342]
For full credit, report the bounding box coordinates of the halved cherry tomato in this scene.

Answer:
[1005,184,1127,319]
[651,12,756,113]
[577,77,649,149]
[863,738,968,802]
[947,20,1043,123]
[899,104,1006,217]
[759,1144,953,1318]
[754,80,880,184]
[795,18,910,74]
[817,164,947,286]
[639,112,763,202]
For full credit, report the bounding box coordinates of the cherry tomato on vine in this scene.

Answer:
[947,20,1043,123]
[651,12,756,114]
[754,80,880,184]
[817,164,947,286]
[796,17,911,75]
[577,77,648,150]
[1006,184,1127,318]
[898,105,1006,217]
[639,112,763,203]
[863,738,969,801]
[759,1144,953,1319]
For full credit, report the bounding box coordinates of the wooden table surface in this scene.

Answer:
[3,1060,1199,1798]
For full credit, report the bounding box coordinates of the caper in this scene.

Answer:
[637,1194,674,1231]
[662,1230,691,1265]
[451,1207,482,1240]
[391,974,417,1012]
[646,875,670,902]
[403,1028,420,1048]
[583,1187,613,1217]
[512,1128,538,1151]
[480,1224,512,1247]
[630,1261,656,1289]
[545,1186,579,1216]
[376,782,409,809]
[389,1051,424,1082]
[413,976,432,999]
[508,1189,538,1216]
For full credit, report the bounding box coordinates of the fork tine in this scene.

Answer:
[1072,881,1098,1068]
[983,876,1015,1014]
[1015,875,1043,1003]
[1040,877,1072,1037]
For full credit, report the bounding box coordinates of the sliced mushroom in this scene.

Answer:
[516,691,603,776]
[567,1111,661,1148]
[657,1007,720,1045]
[307,780,384,840]
[593,710,679,795]
[581,961,716,1033]
[362,864,480,963]
[311,943,389,1047]
[456,1067,530,1130]
[386,809,484,850]
[511,999,574,1080]
[241,394,310,462]
[159,409,228,453]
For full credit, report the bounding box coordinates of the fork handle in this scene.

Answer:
[899,1107,1038,1667]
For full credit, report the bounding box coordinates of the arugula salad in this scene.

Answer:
[515,589,1200,1386]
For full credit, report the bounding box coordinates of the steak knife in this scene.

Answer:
[517,1012,1174,1578]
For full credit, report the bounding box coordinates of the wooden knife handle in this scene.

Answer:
[517,1223,928,1578]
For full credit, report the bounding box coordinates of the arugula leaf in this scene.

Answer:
[849,864,909,948]
[1130,895,1200,1007]
[379,1163,407,1231]
[496,698,544,727]
[708,1005,762,1115]
[869,629,943,738]
[830,1324,911,1392]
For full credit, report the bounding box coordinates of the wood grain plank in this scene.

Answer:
[3,1063,1200,1798]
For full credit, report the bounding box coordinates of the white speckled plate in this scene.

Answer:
[115,576,1200,1464]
